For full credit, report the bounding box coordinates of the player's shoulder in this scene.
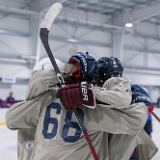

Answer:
[33,58,72,74]
[102,77,130,88]
[33,58,64,71]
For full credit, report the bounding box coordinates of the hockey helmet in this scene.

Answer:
[97,57,123,83]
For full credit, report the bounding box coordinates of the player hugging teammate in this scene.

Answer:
[6,47,158,160]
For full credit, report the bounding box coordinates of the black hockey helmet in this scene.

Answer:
[97,57,123,84]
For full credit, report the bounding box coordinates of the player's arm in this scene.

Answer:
[57,87,148,135]
[94,77,132,109]
[83,83,149,135]
[5,56,88,129]
[83,102,148,135]
[6,58,64,130]
[25,58,73,100]
[25,52,97,101]
[6,91,54,130]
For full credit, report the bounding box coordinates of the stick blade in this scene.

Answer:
[67,47,79,56]
[41,3,62,31]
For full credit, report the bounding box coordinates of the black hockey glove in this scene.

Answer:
[69,52,98,79]
[56,82,96,110]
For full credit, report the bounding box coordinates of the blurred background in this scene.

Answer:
[0,0,160,159]
[0,0,160,104]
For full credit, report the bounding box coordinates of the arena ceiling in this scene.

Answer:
[0,0,160,76]
[0,0,160,23]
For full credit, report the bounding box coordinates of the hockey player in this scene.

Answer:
[132,85,153,138]
[6,51,150,160]
[93,56,157,160]
[130,85,154,159]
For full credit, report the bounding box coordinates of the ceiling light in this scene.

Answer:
[125,23,132,28]
[67,38,78,43]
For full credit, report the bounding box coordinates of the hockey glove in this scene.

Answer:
[131,85,154,113]
[56,82,96,110]
[147,105,153,113]
[69,51,98,79]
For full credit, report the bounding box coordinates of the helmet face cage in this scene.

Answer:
[97,57,123,83]
[97,57,109,83]
[109,57,123,77]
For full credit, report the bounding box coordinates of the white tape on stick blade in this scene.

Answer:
[41,3,62,31]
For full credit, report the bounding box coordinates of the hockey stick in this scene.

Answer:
[40,3,98,160]
[152,111,160,123]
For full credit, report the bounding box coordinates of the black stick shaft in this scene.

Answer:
[40,28,98,160]
[152,112,160,123]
